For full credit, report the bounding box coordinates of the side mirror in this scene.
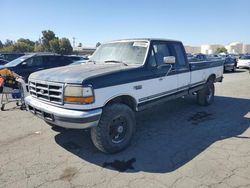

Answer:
[164,56,176,64]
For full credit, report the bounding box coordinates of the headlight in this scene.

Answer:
[64,85,94,104]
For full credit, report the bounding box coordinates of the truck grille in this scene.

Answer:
[29,80,64,104]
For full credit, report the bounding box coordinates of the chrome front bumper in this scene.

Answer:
[25,96,102,129]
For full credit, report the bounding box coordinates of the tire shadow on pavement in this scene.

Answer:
[54,96,250,173]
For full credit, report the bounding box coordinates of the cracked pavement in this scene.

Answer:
[0,69,250,188]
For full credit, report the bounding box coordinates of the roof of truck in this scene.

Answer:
[109,38,182,43]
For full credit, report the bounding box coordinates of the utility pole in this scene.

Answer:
[38,35,41,44]
[72,37,76,47]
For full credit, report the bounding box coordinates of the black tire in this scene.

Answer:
[197,80,215,106]
[232,66,236,72]
[91,103,136,153]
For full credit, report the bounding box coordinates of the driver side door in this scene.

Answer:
[141,42,178,103]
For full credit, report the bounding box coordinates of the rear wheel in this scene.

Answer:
[197,80,215,106]
[91,103,136,153]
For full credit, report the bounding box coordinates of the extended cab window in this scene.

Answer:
[172,43,187,67]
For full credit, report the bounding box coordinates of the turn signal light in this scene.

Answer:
[64,96,94,104]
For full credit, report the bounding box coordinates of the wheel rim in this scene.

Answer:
[109,116,128,144]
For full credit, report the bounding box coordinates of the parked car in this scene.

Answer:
[0,59,9,65]
[194,53,208,61]
[0,53,73,82]
[237,55,250,69]
[188,53,208,62]
[207,54,221,59]
[25,39,223,153]
[223,57,237,72]
[0,53,25,61]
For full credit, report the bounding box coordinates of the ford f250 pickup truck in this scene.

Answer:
[25,39,223,153]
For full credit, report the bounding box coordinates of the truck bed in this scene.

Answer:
[189,60,224,71]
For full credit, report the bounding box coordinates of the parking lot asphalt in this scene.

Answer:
[0,69,250,188]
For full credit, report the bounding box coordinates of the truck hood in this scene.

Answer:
[29,63,136,84]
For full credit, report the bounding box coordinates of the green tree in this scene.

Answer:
[4,39,14,47]
[17,38,35,46]
[59,38,73,54]
[0,40,3,48]
[49,38,60,53]
[216,47,227,54]
[12,41,34,52]
[11,38,35,52]
[41,30,56,51]
[0,38,35,53]
[34,44,45,52]
[0,45,14,52]
[0,30,73,54]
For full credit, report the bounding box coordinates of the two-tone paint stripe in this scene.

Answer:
[138,81,205,103]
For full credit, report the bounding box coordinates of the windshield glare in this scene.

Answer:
[90,41,149,65]
[4,55,31,67]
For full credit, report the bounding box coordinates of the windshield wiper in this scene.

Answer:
[104,60,128,66]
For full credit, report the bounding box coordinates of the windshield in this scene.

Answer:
[89,41,149,65]
[4,55,32,67]
[240,56,250,60]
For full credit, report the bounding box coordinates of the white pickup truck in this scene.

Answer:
[25,39,223,153]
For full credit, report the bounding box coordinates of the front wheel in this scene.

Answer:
[197,81,215,106]
[91,103,136,153]
[232,66,236,72]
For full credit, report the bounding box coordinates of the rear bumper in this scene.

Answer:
[224,64,235,70]
[25,96,102,129]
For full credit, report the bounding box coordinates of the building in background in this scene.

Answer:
[184,46,201,54]
[185,42,250,55]
[201,44,224,54]
[243,44,250,54]
[225,42,243,54]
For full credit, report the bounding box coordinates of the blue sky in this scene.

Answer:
[1,0,250,47]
